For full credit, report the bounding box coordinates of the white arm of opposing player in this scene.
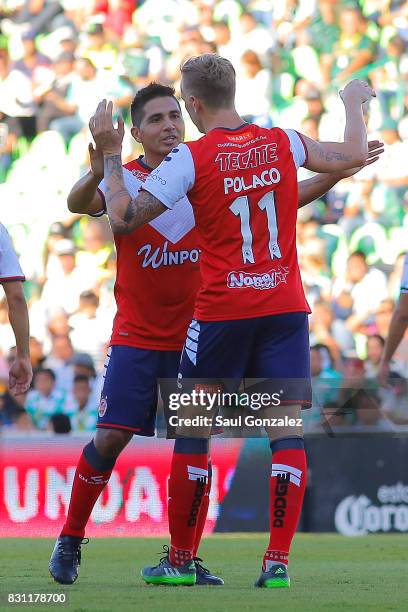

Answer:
[0,224,25,281]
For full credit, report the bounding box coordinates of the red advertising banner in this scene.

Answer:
[0,437,242,537]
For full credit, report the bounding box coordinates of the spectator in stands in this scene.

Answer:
[0,383,34,430]
[76,218,113,282]
[29,336,45,370]
[375,298,395,339]
[364,334,385,378]
[371,35,408,122]
[48,412,71,434]
[310,300,354,363]
[318,401,348,434]
[43,334,74,393]
[307,0,340,86]
[331,251,388,333]
[0,47,36,142]
[65,374,97,432]
[40,239,95,314]
[80,23,117,71]
[235,11,275,63]
[69,291,109,367]
[13,32,51,78]
[305,344,343,431]
[70,352,103,407]
[25,368,66,429]
[354,390,395,431]
[35,51,75,133]
[235,50,272,127]
[380,373,408,424]
[369,118,408,227]
[331,7,376,85]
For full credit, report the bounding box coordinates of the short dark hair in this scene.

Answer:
[35,368,56,382]
[367,334,385,347]
[348,250,366,261]
[130,83,181,127]
[79,290,99,307]
[73,374,91,385]
[49,413,71,434]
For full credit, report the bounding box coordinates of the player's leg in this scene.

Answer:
[255,406,306,588]
[160,354,221,584]
[141,319,254,586]
[248,312,311,589]
[49,346,159,584]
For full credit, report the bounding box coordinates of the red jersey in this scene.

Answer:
[143,124,310,321]
[98,157,200,350]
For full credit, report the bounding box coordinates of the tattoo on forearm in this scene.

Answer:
[310,141,352,163]
[103,154,167,233]
[324,151,352,162]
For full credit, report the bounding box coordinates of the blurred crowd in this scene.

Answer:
[1,0,408,434]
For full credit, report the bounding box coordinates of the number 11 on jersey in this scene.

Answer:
[229,190,282,264]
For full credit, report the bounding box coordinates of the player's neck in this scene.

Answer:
[202,109,245,133]
[141,152,163,169]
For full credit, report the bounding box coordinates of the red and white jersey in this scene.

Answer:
[98,157,200,350]
[0,223,25,282]
[143,124,311,321]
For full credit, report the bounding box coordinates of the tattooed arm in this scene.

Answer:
[89,99,166,233]
[103,154,166,234]
[297,140,384,208]
[299,79,375,173]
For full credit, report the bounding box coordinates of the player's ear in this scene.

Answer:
[131,126,141,143]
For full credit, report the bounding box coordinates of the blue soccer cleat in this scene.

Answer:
[49,535,89,585]
[141,546,196,586]
[255,562,290,588]
[194,557,224,585]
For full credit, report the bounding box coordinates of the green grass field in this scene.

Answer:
[2,534,407,611]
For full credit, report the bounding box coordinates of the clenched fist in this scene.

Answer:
[340,79,376,106]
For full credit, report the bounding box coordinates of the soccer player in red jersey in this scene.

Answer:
[48,84,224,586]
[56,68,379,587]
[90,56,375,588]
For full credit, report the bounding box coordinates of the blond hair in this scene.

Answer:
[181,54,236,109]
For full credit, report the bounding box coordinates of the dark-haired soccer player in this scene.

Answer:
[91,54,376,588]
[49,83,223,586]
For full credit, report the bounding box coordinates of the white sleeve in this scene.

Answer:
[400,253,408,294]
[141,143,195,209]
[284,129,307,169]
[95,167,143,217]
[0,224,25,281]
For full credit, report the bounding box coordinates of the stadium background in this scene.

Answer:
[1,0,408,537]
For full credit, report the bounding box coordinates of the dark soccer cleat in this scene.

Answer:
[49,535,88,585]
[194,557,224,585]
[141,545,196,586]
[255,562,290,588]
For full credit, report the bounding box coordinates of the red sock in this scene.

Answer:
[193,462,212,557]
[168,450,208,566]
[61,446,114,538]
[263,447,307,569]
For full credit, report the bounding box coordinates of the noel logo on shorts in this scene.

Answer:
[98,397,108,417]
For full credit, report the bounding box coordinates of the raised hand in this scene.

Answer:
[340,79,376,105]
[89,99,125,156]
[88,140,104,180]
[336,139,384,179]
